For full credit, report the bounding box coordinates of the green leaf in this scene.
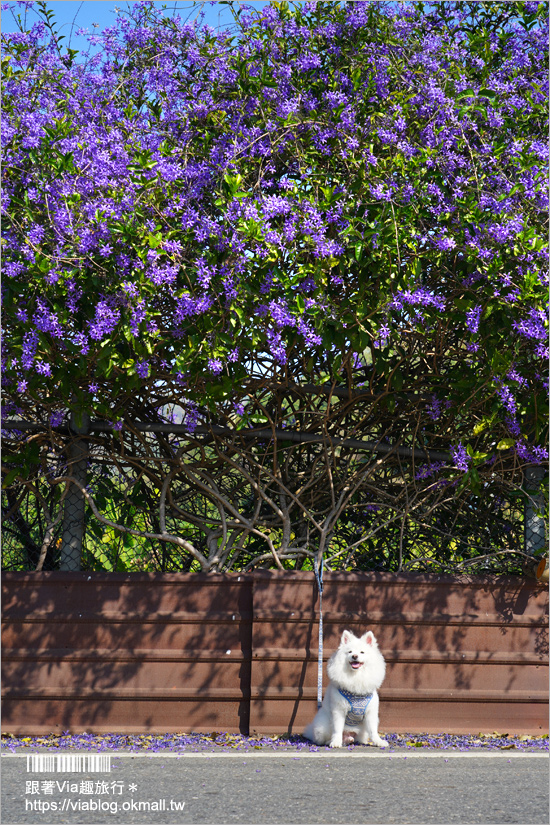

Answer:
[392,369,403,391]
[496,439,515,450]
[2,469,20,489]
[148,232,163,249]
[473,417,494,436]
[455,88,476,101]
[116,555,129,572]
[223,173,243,196]
[478,88,497,99]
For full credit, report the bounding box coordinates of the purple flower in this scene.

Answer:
[183,401,201,434]
[426,396,442,421]
[495,381,517,416]
[505,416,522,437]
[390,289,446,312]
[207,358,223,375]
[513,307,547,341]
[21,331,39,370]
[266,329,287,365]
[370,183,393,201]
[27,224,45,244]
[506,367,528,388]
[373,323,390,349]
[433,236,456,251]
[174,293,213,321]
[88,301,120,341]
[486,216,523,244]
[73,333,90,356]
[3,261,26,279]
[267,299,294,328]
[450,443,470,472]
[33,299,63,338]
[415,462,447,481]
[465,306,482,335]
[147,263,178,286]
[135,361,150,379]
[297,318,322,347]
[516,442,549,463]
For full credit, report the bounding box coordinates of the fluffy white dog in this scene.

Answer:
[303,629,388,748]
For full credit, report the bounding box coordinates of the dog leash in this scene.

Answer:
[313,555,324,709]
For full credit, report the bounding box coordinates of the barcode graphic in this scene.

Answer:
[27,754,111,773]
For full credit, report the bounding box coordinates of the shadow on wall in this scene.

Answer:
[1,572,253,734]
[248,571,549,735]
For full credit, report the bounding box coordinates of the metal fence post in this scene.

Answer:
[60,412,90,571]
[524,465,547,556]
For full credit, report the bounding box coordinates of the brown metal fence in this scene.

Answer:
[249,572,549,736]
[2,571,548,736]
[1,573,253,735]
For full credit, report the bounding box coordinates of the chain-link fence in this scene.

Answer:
[2,420,547,575]
[524,465,547,552]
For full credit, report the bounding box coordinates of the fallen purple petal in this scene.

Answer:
[1,731,547,754]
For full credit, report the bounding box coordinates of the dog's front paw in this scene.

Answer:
[373,737,388,748]
[329,737,343,748]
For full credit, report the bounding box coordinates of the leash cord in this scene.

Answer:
[314,555,324,709]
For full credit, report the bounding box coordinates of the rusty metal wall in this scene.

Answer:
[2,571,548,736]
[249,572,549,736]
[1,572,253,735]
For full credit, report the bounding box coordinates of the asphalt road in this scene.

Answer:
[2,751,548,825]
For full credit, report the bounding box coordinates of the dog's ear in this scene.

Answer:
[341,630,353,645]
[363,631,376,646]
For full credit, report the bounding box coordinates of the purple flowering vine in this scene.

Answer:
[0,0,547,482]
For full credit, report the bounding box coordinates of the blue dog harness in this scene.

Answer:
[338,688,373,726]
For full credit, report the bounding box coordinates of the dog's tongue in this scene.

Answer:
[351,662,362,669]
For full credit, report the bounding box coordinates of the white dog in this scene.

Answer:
[303,629,388,748]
